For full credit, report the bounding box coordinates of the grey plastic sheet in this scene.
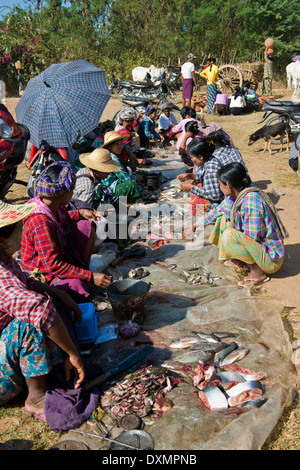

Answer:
[90,162,299,449]
[92,231,299,450]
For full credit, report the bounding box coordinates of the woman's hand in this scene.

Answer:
[79,209,102,221]
[177,173,195,182]
[64,353,85,389]
[180,180,194,191]
[182,224,197,240]
[93,273,113,288]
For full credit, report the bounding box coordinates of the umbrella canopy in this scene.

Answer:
[15,60,111,148]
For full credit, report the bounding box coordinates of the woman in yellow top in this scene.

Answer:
[200,58,219,115]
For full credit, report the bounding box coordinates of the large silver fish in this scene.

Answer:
[170,336,204,349]
[219,347,250,367]
[191,331,220,343]
[214,342,238,365]
[176,350,214,364]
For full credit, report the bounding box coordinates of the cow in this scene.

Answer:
[286,61,300,97]
[132,65,169,84]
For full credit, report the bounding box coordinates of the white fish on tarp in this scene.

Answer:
[198,385,228,410]
[228,389,264,407]
[225,381,263,398]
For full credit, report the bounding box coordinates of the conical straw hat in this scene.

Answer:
[0,200,37,228]
[101,131,126,148]
[79,147,121,173]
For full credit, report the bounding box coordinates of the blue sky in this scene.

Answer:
[0,0,28,17]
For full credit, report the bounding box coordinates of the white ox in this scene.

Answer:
[286,61,300,96]
[132,65,168,84]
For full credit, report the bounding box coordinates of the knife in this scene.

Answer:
[84,345,154,392]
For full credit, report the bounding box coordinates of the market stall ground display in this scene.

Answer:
[1,89,300,450]
[56,152,298,450]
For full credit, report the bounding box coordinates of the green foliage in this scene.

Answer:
[0,0,299,94]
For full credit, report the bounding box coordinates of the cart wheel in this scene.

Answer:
[218,64,243,94]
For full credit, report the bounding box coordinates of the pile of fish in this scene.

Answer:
[179,267,222,286]
[100,365,183,419]
[159,187,188,201]
[195,363,267,410]
[169,331,267,409]
[127,267,150,279]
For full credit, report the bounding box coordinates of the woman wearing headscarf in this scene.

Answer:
[200,58,219,115]
[21,161,112,301]
[114,105,141,152]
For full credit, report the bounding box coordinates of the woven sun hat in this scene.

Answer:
[79,147,121,173]
[0,199,37,229]
[101,130,126,149]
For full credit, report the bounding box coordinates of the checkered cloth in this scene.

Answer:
[191,156,224,211]
[197,192,284,261]
[0,257,56,335]
[15,60,111,148]
[34,161,76,197]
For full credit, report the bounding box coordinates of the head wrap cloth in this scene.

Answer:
[34,161,76,198]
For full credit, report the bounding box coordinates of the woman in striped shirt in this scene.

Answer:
[185,162,287,287]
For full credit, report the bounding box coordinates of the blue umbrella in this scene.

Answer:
[15,60,110,148]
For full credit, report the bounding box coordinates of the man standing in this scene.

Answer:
[181,53,198,107]
[260,48,273,95]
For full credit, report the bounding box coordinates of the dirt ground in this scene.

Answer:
[2,85,300,449]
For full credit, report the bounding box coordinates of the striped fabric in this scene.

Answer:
[15,60,111,148]
[207,83,218,115]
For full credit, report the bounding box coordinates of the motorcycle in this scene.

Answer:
[26,142,71,198]
[259,99,300,143]
[0,102,30,199]
[131,73,180,104]
[168,71,182,91]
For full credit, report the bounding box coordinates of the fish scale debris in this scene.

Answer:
[100,365,183,419]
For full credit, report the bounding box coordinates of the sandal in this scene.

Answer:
[238,277,270,288]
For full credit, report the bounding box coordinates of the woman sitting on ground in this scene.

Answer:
[138,105,163,148]
[185,162,287,287]
[114,105,142,155]
[208,130,248,172]
[171,106,204,152]
[158,102,178,141]
[0,200,85,421]
[178,120,203,166]
[229,87,246,115]
[21,161,112,301]
[71,147,122,210]
[100,131,143,203]
[178,136,225,215]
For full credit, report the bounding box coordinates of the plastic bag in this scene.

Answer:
[89,250,116,272]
